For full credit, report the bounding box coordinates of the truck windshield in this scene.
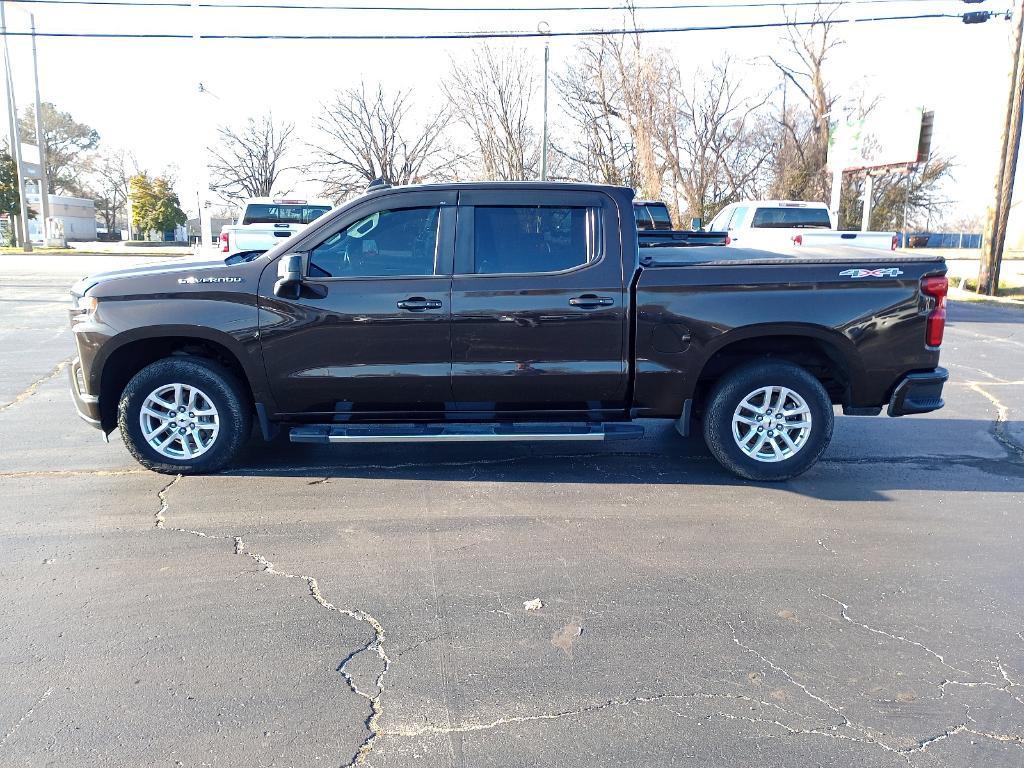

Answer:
[750,207,832,229]
[242,204,332,225]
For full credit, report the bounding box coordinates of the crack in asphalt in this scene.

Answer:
[902,711,1024,754]
[821,594,975,677]
[816,539,838,555]
[821,593,1024,712]
[152,475,390,767]
[727,621,1024,761]
[386,690,822,738]
[0,358,73,414]
[0,687,53,749]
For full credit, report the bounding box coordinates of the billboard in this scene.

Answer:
[828,105,933,172]
[18,143,42,178]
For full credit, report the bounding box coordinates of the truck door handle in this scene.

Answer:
[569,294,614,308]
[397,297,443,311]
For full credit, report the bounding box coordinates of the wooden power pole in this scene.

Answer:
[979,0,1024,296]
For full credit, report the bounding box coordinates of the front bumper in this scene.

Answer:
[887,367,948,417]
[68,357,103,428]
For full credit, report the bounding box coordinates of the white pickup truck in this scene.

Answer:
[218,198,333,256]
[707,200,897,252]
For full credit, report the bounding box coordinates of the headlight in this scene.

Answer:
[71,295,98,322]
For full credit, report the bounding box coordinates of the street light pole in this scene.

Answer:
[30,13,50,244]
[0,0,32,251]
[539,22,550,181]
[192,0,213,250]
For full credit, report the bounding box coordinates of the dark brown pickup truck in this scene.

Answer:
[68,182,948,481]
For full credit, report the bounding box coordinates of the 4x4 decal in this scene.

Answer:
[839,268,904,279]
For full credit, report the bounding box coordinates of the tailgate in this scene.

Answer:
[797,231,896,250]
[232,224,300,250]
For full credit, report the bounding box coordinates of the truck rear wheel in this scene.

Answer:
[702,360,833,481]
[118,357,251,475]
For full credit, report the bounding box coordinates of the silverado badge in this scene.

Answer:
[177,276,244,284]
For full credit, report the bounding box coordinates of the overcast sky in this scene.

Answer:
[0,0,1013,223]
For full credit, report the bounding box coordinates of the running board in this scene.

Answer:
[289,422,645,444]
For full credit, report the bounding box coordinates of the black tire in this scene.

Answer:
[118,357,251,475]
[701,360,834,482]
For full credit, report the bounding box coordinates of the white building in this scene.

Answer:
[26,193,97,242]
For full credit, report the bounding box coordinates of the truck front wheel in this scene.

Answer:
[118,357,251,475]
[702,360,833,481]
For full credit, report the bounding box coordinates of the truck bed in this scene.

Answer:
[630,249,946,417]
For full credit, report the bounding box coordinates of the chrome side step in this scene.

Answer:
[289,422,645,444]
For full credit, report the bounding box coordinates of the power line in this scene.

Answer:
[0,0,974,11]
[0,11,1006,38]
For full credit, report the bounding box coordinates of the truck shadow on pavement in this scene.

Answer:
[226,418,1024,503]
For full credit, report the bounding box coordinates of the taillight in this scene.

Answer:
[891,234,899,251]
[792,234,803,246]
[921,275,947,348]
[725,234,731,245]
[219,231,229,252]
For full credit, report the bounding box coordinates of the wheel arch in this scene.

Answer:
[691,325,864,414]
[95,327,258,432]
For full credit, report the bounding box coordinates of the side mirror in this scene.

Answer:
[274,253,304,298]
[690,217,702,230]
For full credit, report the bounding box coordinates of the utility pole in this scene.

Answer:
[860,173,874,232]
[30,13,50,244]
[192,0,213,250]
[1,0,32,250]
[827,102,852,223]
[902,164,914,247]
[979,0,1024,295]
[539,22,550,181]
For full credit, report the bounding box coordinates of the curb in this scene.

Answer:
[949,287,1024,309]
[0,250,192,258]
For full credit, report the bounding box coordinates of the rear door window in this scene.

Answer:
[473,206,592,275]
[750,207,832,229]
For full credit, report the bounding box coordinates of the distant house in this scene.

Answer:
[26,193,97,242]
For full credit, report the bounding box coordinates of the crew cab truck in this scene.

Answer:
[708,199,899,252]
[68,182,948,482]
[218,197,332,256]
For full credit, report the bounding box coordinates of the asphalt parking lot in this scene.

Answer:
[1,254,1023,768]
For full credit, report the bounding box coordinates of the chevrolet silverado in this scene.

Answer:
[69,182,948,481]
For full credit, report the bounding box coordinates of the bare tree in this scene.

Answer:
[557,35,768,222]
[768,4,843,201]
[613,31,669,201]
[444,45,539,180]
[554,37,637,187]
[85,148,137,234]
[307,83,455,201]
[208,114,296,203]
[662,58,773,223]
